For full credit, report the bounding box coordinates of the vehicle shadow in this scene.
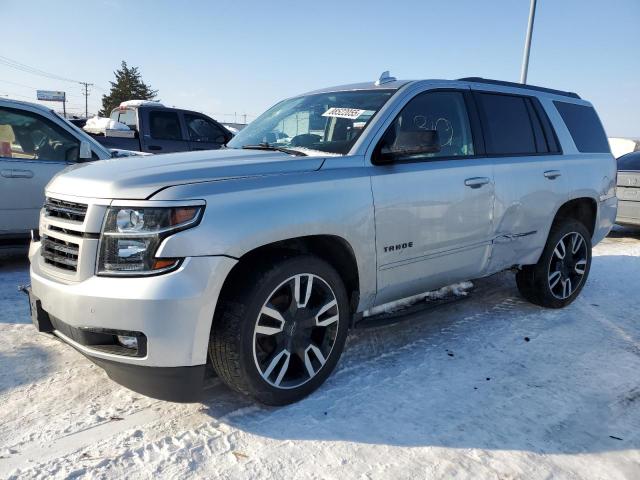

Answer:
[0,255,53,394]
[608,224,640,239]
[0,345,52,395]
[0,255,31,325]
[200,255,640,455]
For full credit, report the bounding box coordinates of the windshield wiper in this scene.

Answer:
[241,143,307,157]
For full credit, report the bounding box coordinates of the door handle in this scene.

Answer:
[464,177,490,188]
[544,170,561,179]
[1,169,34,178]
[10,169,34,178]
[147,145,162,151]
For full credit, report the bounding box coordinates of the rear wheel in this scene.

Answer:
[516,219,592,308]
[209,255,349,405]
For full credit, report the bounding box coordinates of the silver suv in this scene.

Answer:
[27,74,617,405]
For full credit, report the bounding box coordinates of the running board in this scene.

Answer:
[354,289,473,330]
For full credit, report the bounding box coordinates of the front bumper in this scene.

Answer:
[29,241,237,400]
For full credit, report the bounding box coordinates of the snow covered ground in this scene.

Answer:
[1,229,639,479]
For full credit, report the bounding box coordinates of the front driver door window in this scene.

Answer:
[369,89,495,304]
[184,114,228,151]
[379,90,475,161]
[0,107,80,235]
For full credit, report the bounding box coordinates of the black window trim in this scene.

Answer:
[373,88,486,165]
[530,97,562,154]
[471,90,564,158]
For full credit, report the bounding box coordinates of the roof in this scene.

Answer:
[0,97,55,114]
[301,79,412,96]
[299,75,581,100]
[458,77,580,99]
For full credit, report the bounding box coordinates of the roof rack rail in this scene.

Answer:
[458,77,580,99]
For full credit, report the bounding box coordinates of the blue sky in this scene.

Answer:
[2,0,638,136]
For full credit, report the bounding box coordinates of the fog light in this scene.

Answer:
[117,335,138,349]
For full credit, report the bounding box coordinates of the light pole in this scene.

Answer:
[520,0,537,84]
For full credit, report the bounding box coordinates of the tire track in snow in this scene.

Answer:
[1,378,253,479]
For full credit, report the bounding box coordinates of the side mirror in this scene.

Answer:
[374,130,440,165]
[79,140,92,159]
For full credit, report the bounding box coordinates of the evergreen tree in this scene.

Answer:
[99,61,158,116]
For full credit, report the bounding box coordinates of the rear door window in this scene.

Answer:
[149,111,183,140]
[475,93,537,155]
[554,101,610,153]
[617,152,640,171]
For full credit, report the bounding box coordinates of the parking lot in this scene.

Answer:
[1,227,639,479]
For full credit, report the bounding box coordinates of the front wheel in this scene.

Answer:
[209,255,349,405]
[516,219,592,308]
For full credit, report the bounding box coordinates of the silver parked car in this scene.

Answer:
[0,99,113,255]
[616,151,640,226]
[27,74,617,405]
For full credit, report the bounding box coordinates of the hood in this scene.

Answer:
[46,148,325,199]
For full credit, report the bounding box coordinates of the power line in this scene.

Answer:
[0,55,102,117]
[0,79,82,99]
[0,55,84,84]
[0,78,41,90]
[0,79,86,105]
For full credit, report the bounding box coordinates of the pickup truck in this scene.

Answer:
[87,101,233,154]
[27,73,617,405]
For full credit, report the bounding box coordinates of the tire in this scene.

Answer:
[516,219,592,308]
[209,255,350,405]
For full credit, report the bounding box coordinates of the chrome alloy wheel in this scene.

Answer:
[548,232,588,300]
[252,273,340,389]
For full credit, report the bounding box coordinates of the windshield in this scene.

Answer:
[228,89,395,155]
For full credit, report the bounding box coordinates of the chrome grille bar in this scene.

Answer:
[44,197,88,223]
[41,235,80,271]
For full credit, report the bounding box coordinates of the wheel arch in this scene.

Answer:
[551,197,598,237]
[215,234,361,320]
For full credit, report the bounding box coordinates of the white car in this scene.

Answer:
[0,99,119,255]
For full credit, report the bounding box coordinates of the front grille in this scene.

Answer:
[41,235,79,271]
[44,197,88,223]
[48,225,84,237]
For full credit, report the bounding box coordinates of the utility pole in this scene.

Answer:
[62,92,66,118]
[79,81,93,118]
[520,0,537,84]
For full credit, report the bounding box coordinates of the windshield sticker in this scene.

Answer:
[322,107,367,120]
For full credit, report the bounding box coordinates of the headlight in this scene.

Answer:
[97,204,203,276]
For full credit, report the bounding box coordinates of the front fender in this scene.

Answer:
[152,167,377,310]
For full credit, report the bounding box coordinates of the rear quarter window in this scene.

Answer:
[554,101,610,153]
